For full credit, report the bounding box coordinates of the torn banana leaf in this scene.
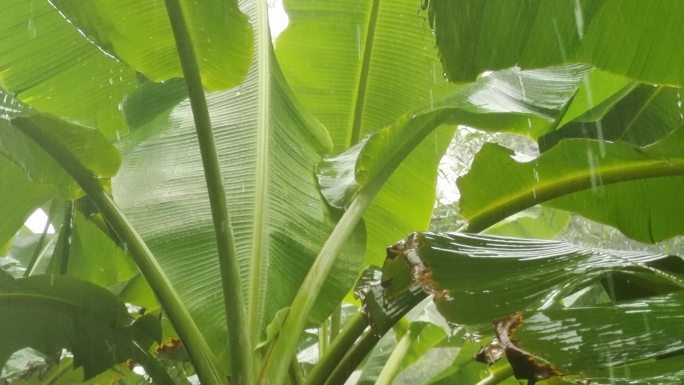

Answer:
[381,232,683,326]
[500,290,684,384]
[459,125,684,242]
[317,65,588,209]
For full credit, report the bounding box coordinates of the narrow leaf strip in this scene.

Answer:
[11,117,227,385]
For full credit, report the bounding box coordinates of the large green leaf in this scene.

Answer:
[555,69,635,127]
[504,291,684,384]
[0,0,138,137]
[276,0,457,267]
[317,66,588,211]
[541,84,684,150]
[428,0,684,86]
[459,125,684,242]
[381,232,680,326]
[0,158,52,247]
[0,273,160,379]
[4,114,121,199]
[49,0,253,91]
[66,210,138,288]
[113,1,363,367]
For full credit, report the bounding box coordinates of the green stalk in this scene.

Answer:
[474,364,514,385]
[374,330,412,385]
[303,313,368,385]
[54,201,74,275]
[12,119,227,385]
[163,1,253,384]
[289,358,304,385]
[24,201,56,278]
[319,320,330,355]
[259,187,376,385]
[42,359,73,385]
[329,306,342,341]
[261,114,446,385]
[323,330,380,385]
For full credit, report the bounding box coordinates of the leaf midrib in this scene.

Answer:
[465,157,684,232]
[349,0,381,147]
[248,0,271,345]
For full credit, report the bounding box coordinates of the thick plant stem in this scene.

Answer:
[329,306,342,341]
[474,364,514,385]
[324,330,380,385]
[375,330,412,385]
[13,119,228,385]
[319,320,330,355]
[260,188,376,385]
[163,1,253,384]
[304,313,368,385]
[261,119,440,384]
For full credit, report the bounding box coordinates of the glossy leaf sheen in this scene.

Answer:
[514,291,684,381]
[429,0,684,86]
[382,232,676,325]
[460,125,684,242]
[114,2,363,366]
[318,65,588,209]
[0,0,137,137]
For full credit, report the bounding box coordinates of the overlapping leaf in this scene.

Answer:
[0,0,137,137]
[277,0,457,267]
[0,159,52,247]
[4,114,121,199]
[0,273,160,379]
[113,1,364,367]
[50,0,253,91]
[541,84,684,150]
[381,232,680,325]
[317,66,588,211]
[510,291,684,384]
[459,124,684,242]
[428,0,684,86]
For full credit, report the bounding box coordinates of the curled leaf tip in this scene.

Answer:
[494,312,564,384]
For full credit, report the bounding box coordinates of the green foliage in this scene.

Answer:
[0,272,161,379]
[1,1,683,385]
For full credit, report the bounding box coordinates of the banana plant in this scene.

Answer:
[1,1,683,385]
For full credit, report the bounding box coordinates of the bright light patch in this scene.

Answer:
[25,209,55,234]
[132,365,146,376]
[268,0,289,40]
